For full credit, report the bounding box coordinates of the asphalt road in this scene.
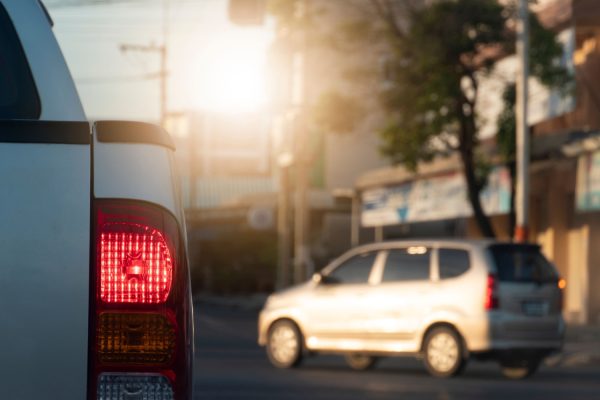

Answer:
[193,304,600,400]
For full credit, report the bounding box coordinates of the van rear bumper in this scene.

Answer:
[471,347,561,362]
[486,339,563,351]
[463,314,564,352]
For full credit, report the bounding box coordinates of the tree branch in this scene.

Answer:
[368,0,405,39]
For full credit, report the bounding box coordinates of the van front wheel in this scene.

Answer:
[266,320,303,369]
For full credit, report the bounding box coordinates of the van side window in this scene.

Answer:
[0,5,41,119]
[439,248,470,279]
[382,247,430,282]
[327,252,377,284]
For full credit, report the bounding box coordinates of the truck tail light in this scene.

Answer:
[485,273,499,310]
[89,200,192,400]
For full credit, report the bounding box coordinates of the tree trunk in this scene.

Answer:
[459,110,496,238]
[460,148,496,238]
[507,160,516,239]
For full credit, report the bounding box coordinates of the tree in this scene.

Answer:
[269,0,570,238]
[374,0,572,237]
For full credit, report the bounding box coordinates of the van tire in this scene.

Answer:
[423,326,466,378]
[266,320,303,369]
[345,353,379,371]
[500,358,540,379]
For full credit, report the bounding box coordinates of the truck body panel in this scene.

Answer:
[0,2,192,398]
[0,122,90,399]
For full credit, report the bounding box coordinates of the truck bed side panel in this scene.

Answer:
[0,122,90,399]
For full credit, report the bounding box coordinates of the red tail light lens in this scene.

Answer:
[485,274,499,310]
[89,200,193,400]
[100,224,173,304]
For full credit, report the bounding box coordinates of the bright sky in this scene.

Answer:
[48,0,273,121]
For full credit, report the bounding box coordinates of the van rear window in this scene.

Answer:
[0,5,40,119]
[488,244,558,283]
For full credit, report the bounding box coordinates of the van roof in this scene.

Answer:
[353,238,535,252]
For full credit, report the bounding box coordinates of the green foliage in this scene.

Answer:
[311,91,364,134]
[529,14,572,90]
[380,0,507,167]
[496,15,572,162]
[269,0,571,237]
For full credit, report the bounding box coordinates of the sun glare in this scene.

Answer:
[189,27,272,113]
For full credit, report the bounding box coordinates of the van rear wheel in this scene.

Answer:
[344,354,379,371]
[500,358,541,379]
[423,326,466,378]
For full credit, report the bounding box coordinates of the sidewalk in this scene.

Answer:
[193,294,600,367]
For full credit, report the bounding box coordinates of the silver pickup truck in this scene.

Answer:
[0,0,193,399]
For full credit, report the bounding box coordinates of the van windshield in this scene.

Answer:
[488,244,558,283]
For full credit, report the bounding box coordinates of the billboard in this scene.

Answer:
[576,151,600,211]
[361,167,511,227]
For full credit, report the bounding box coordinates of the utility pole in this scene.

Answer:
[120,0,169,126]
[515,0,530,242]
[277,148,293,289]
[292,0,313,284]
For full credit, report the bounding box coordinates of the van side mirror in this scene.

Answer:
[313,272,337,285]
[312,272,323,284]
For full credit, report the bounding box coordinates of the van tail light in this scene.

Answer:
[89,200,193,400]
[558,278,566,311]
[485,274,499,310]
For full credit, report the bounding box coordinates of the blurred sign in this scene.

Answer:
[247,206,274,230]
[576,151,600,211]
[361,167,511,227]
[228,0,266,26]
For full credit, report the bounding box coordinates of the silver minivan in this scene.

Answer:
[258,240,564,379]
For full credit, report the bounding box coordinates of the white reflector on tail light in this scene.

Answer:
[97,374,173,400]
[100,223,173,304]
